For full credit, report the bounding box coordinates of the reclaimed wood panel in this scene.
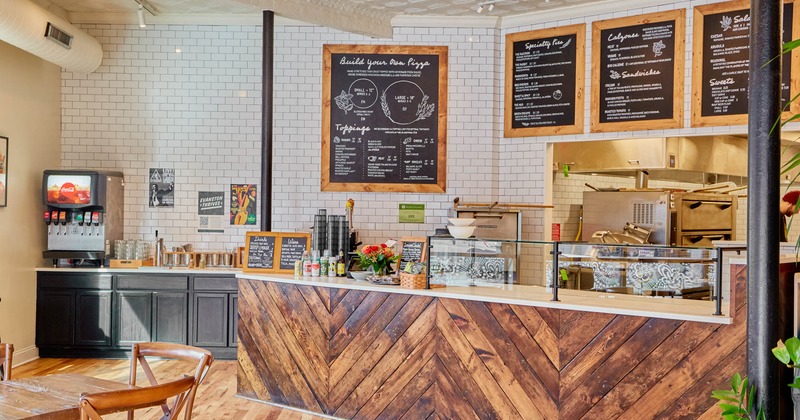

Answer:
[238,278,747,419]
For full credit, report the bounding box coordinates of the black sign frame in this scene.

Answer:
[321,44,448,193]
[398,236,428,271]
[591,9,686,132]
[504,24,586,137]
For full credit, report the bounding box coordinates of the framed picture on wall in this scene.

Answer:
[0,136,7,207]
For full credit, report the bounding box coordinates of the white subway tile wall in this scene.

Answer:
[59,0,782,258]
[62,24,499,251]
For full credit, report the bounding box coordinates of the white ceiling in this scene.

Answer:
[34,0,648,38]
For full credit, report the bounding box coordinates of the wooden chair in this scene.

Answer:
[129,342,214,420]
[79,375,195,420]
[0,343,14,381]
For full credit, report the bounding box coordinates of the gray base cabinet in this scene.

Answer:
[36,272,237,360]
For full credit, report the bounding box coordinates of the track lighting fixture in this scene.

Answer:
[488,4,494,11]
[476,5,484,13]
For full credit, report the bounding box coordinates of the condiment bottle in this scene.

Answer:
[302,250,311,277]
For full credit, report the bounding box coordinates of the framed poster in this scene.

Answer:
[149,168,174,208]
[504,24,586,137]
[321,44,448,193]
[231,184,257,225]
[691,0,799,127]
[0,136,6,207]
[591,10,686,132]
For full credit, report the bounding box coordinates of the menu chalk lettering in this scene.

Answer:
[247,235,275,270]
[592,10,685,132]
[322,45,448,193]
[505,25,585,137]
[400,241,424,266]
[693,2,794,126]
[279,236,309,270]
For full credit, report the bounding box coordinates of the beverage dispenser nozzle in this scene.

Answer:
[75,211,85,235]
[84,211,92,235]
[92,212,101,236]
[44,211,52,235]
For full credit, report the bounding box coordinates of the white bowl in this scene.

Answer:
[448,218,476,227]
[349,271,370,281]
[448,225,476,239]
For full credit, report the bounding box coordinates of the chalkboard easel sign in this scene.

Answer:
[691,0,799,127]
[504,24,586,137]
[398,236,428,270]
[321,44,448,193]
[591,10,686,133]
[243,232,311,274]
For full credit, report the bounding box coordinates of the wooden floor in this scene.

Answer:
[13,357,323,419]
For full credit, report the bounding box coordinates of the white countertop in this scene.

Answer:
[238,273,731,325]
[36,267,241,275]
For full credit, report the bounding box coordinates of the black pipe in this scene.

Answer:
[747,0,783,417]
[551,243,559,302]
[260,10,274,232]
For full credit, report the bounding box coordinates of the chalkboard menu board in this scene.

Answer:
[321,45,448,193]
[398,237,427,268]
[279,236,309,270]
[591,10,685,132]
[504,24,585,137]
[245,235,275,270]
[243,232,311,274]
[692,0,798,127]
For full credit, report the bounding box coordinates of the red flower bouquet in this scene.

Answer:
[356,243,399,275]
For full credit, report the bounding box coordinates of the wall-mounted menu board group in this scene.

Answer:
[321,45,448,193]
[591,10,686,132]
[243,232,310,274]
[692,0,799,127]
[504,24,585,137]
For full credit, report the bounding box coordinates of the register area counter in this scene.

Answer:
[235,255,783,419]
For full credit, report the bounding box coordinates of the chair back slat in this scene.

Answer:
[0,343,14,381]
[79,375,194,420]
[129,342,214,420]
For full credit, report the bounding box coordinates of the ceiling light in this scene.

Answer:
[137,3,146,28]
[476,5,484,13]
[488,4,495,11]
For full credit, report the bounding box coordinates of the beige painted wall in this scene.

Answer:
[0,41,61,364]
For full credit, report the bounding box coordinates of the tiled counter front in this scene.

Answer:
[36,269,239,359]
[236,273,752,419]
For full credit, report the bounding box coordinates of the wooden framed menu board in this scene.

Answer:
[591,10,686,132]
[398,236,428,269]
[243,232,310,274]
[504,24,586,137]
[321,44,448,193]
[691,0,799,127]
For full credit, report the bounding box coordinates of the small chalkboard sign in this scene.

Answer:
[243,232,311,274]
[279,235,310,271]
[245,234,276,271]
[398,237,427,270]
[591,10,685,133]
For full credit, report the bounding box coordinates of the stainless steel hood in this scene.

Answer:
[553,136,752,184]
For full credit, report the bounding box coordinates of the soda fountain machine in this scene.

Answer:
[42,170,124,265]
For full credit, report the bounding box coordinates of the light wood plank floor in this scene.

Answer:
[13,358,324,419]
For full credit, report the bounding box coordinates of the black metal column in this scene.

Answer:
[747,0,782,417]
[260,10,274,231]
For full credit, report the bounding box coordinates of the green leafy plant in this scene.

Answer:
[771,337,800,389]
[711,373,765,420]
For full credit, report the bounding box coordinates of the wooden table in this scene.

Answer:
[0,373,133,419]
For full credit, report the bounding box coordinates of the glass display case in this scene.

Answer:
[427,237,721,300]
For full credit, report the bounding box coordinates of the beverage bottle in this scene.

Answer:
[320,250,330,276]
[302,250,311,277]
[311,250,321,277]
[336,250,346,277]
[328,256,337,277]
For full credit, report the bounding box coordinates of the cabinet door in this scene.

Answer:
[228,293,238,347]
[36,290,74,346]
[154,292,188,344]
[76,291,112,347]
[192,293,227,347]
[116,292,152,347]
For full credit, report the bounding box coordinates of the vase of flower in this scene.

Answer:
[357,243,399,278]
